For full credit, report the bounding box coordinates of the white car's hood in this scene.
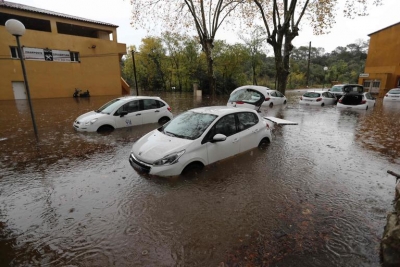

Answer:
[76,111,107,122]
[132,130,193,163]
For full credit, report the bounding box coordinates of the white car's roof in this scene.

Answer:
[117,96,162,102]
[189,106,255,116]
[231,85,272,94]
[305,90,325,93]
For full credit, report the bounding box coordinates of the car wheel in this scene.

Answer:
[269,102,273,108]
[181,162,204,176]
[258,138,270,149]
[366,105,369,110]
[158,117,170,125]
[97,125,114,133]
[283,100,287,105]
[321,103,325,107]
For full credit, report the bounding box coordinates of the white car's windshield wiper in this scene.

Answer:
[165,131,176,137]
[165,131,189,139]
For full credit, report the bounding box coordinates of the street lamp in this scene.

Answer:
[131,50,139,96]
[323,66,328,89]
[5,19,38,139]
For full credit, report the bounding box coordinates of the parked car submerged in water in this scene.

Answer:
[129,106,273,177]
[73,96,173,132]
[227,85,287,110]
[299,91,337,106]
[383,88,400,102]
[336,92,376,110]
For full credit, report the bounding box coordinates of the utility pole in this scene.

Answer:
[131,50,139,96]
[306,41,311,87]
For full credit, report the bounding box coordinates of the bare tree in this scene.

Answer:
[130,0,244,95]
[247,0,382,94]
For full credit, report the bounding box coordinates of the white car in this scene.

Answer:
[73,96,173,132]
[383,88,400,102]
[299,91,337,106]
[336,92,376,110]
[227,85,287,109]
[129,106,273,177]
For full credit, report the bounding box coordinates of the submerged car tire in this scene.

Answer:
[283,100,287,105]
[269,102,273,108]
[97,125,114,133]
[158,117,170,125]
[258,137,270,149]
[181,162,204,176]
[321,103,325,107]
[366,105,369,110]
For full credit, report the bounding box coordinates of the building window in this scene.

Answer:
[363,81,371,88]
[372,81,380,88]
[10,47,21,59]
[70,52,80,62]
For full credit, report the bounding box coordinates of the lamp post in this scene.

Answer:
[5,19,38,139]
[323,66,328,90]
[131,50,139,96]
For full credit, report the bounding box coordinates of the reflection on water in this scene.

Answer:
[0,91,398,266]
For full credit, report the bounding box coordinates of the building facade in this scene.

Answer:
[0,1,127,100]
[358,22,400,97]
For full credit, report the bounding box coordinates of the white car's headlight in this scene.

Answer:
[153,150,185,166]
[84,118,98,126]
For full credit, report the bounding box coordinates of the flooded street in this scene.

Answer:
[1,91,399,266]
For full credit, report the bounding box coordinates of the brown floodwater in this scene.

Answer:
[0,90,399,266]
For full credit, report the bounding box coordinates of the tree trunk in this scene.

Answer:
[204,39,216,96]
[269,25,297,95]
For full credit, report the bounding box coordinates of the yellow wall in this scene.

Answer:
[0,8,126,100]
[358,23,400,96]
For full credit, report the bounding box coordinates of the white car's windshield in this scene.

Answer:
[330,86,343,92]
[162,111,217,140]
[96,99,121,114]
[228,89,264,103]
[304,92,320,98]
[389,89,400,94]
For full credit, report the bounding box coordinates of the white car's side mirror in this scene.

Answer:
[212,133,227,142]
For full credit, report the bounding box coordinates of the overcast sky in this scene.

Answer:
[9,0,400,53]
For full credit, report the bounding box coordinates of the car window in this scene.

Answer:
[228,89,264,104]
[162,111,217,140]
[326,92,334,98]
[115,100,139,115]
[97,98,121,114]
[330,86,343,92]
[213,114,237,137]
[389,89,400,94]
[142,99,158,110]
[304,92,320,98]
[343,85,363,93]
[237,112,258,132]
[270,91,277,97]
[157,100,165,107]
[275,91,284,97]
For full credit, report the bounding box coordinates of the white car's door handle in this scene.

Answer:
[232,138,239,143]
[155,110,160,112]
[136,113,141,116]
[253,128,259,133]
